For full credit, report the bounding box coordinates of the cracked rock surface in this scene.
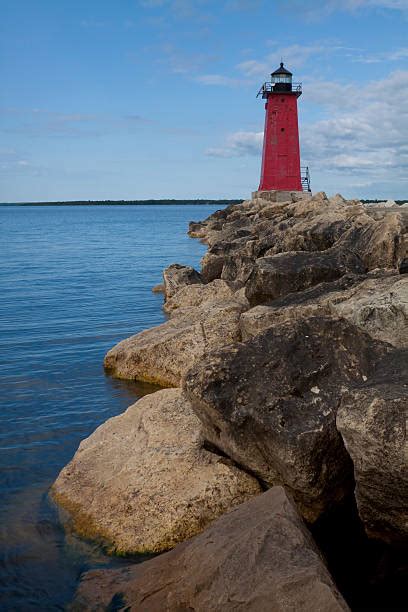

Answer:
[72,487,349,612]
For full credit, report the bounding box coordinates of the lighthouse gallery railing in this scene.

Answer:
[256,82,302,98]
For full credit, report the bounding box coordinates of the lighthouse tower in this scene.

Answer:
[257,62,310,194]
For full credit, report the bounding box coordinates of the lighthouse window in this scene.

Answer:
[281,128,285,132]
[281,98,285,102]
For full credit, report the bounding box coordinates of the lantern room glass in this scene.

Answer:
[272,74,292,84]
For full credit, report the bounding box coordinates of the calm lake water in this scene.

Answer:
[0,204,220,611]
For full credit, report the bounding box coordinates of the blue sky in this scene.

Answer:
[1,0,407,201]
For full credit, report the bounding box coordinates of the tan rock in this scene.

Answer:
[72,487,349,611]
[52,388,261,555]
[163,278,236,315]
[331,276,408,347]
[104,298,246,386]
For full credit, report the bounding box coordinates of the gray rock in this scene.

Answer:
[72,487,349,611]
[162,263,202,300]
[184,316,390,522]
[52,389,261,554]
[399,257,408,274]
[337,353,408,544]
[245,247,365,306]
[241,274,408,348]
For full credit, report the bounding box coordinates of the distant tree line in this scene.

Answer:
[1,199,244,207]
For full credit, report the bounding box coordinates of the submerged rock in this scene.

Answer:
[52,389,261,555]
[184,316,390,522]
[72,487,349,611]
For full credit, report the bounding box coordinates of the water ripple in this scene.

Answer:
[0,204,218,610]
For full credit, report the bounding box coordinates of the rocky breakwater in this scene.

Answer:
[53,191,407,609]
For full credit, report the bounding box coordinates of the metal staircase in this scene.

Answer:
[301,166,311,192]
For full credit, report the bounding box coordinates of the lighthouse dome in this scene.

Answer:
[271,62,292,77]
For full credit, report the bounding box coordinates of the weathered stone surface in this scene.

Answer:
[163,278,236,315]
[241,273,408,348]
[332,276,408,348]
[193,195,407,293]
[201,251,227,282]
[337,352,408,544]
[162,263,202,300]
[72,487,349,612]
[240,274,363,339]
[245,247,366,306]
[104,298,247,386]
[356,208,407,270]
[184,316,390,522]
[52,389,261,555]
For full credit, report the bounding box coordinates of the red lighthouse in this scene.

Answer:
[257,63,310,193]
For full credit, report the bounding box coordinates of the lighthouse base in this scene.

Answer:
[252,190,311,203]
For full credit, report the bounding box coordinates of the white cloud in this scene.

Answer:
[277,0,408,19]
[139,0,167,6]
[206,130,263,157]
[352,47,408,63]
[195,74,250,86]
[157,44,220,74]
[237,44,325,78]
[138,0,213,20]
[196,43,328,90]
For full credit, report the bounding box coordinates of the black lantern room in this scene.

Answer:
[271,62,293,92]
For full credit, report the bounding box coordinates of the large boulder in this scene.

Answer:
[241,273,408,348]
[104,297,247,387]
[240,274,364,339]
[244,247,366,306]
[184,316,390,522]
[162,263,203,300]
[72,487,349,611]
[337,351,408,544]
[52,389,261,555]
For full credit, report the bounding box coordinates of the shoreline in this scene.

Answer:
[1,198,407,207]
[0,199,244,207]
